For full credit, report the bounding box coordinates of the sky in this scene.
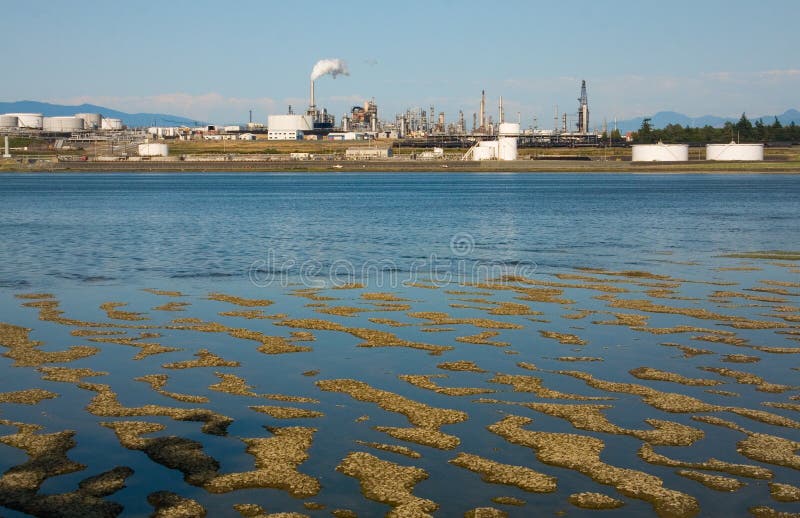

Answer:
[3,0,799,125]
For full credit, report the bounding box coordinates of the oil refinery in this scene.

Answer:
[0,58,773,164]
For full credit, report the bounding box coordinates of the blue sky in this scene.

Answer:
[4,0,798,125]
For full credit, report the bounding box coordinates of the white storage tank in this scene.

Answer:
[706,142,764,161]
[43,116,85,132]
[0,115,19,129]
[101,118,123,130]
[138,143,169,157]
[75,113,102,130]
[632,143,689,162]
[497,122,520,161]
[6,113,43,129]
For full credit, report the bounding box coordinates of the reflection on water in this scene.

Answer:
[0,173,799,517]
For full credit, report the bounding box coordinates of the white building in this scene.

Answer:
[345,148,392,159]
[267,114,314,141]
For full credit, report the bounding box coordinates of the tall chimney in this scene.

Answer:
[499,96,504,124]
[309,80,316,120]
[479,90,485,130]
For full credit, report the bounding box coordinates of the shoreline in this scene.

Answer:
[3,158,800,174]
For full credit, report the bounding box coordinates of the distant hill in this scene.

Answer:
[615,109,800,134]
[0,100,203,127]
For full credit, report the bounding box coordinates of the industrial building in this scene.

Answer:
[345,148,392,159]
[267,114,314,140]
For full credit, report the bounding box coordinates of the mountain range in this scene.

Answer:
[0,100,202,127]
[613,109,800,134]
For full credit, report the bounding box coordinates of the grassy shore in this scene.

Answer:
[2,139,799,173]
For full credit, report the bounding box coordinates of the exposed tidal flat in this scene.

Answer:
[0,173,799,517]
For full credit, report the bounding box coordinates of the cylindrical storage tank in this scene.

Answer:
[0,115,19,128]
[75,113,102,130]
[138,143,169,157]
[706,142,764,161]
[631,143,689,162]
[42,116,85,132]
[6,113,43,129]
[498,136,518,160]
[101,118,123,130]
[498,122,521,136]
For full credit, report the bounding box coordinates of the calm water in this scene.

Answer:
[0,172,798,517]
[0,173,798,288]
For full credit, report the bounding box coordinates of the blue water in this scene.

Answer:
[0,172,798,517]
[0,173,798,288]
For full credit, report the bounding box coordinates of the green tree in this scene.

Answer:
[636,118,654,143]
[735,113,753,141]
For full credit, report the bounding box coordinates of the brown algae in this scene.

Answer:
[769,482,800,502]
[488,415,700,517]
[83,383,233,435]
[148,491,207,517]
[162,349,240,369]
[399,374,495,396]
[628,367,722,387]
[208,293,273,307]
[676,470,745,491]
[0,389,59,405]
[99,302,148,321]
[0,425,132,517]
[449,452,556,493]
[135,374,210,404]
[637,443,772,479]
[456,331,509,347]
[488,374,610,401]
[354,440,422,459]
[0,322,99,367]
[317,378,467,449]
[336,451,437,516]
[568,492,625,510]
[278,318,451,354]
[37,366,108,383]
[143,288,186,297]
[407,311,523,330]
[491,496,525,506]
[204,426,319,497]
[249,406,324,419]
[538,330,587,346]
[437,360,487,372]
[153,302,190,312]
[210,373,318,403]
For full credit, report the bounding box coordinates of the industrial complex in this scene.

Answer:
[0,60,774,164]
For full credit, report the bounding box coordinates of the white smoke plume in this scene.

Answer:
[310,59,349,81]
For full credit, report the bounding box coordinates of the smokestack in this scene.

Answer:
[3,136,10,158]
[479,90,485,130]
[310,80,315,112]
[499,96,504,124]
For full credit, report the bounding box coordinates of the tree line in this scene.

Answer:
[629,114,799,144]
